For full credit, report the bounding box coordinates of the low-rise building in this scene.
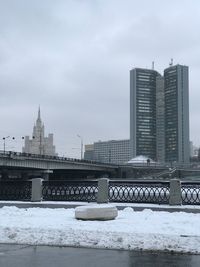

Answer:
[84,139,130,164]
[84,144,94,161]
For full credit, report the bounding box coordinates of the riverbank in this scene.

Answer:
[0,204,200,254]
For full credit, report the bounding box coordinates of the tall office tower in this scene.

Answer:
[164,64,190,163]
[130,68,160,160]
[156,75,165,163]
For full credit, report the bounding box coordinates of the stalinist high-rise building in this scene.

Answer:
[22,107,56,156]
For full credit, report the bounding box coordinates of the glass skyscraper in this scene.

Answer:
[130,64,190,164]
[130,68,160,160]
[164,64,190,163]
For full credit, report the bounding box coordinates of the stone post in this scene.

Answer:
[31,178,43,202]
[169,179,182,205]
[97,178,109,204]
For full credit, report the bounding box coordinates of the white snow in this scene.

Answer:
[75,204,116,211]
[127,155,155,164]
[0,205,200,254]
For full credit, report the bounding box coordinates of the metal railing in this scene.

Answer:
[181,181,200,205]
[0,179,200,205]
[42,180,98,202]
[109,180,170,204]
[0,150,117,167]
[0,180,31,201]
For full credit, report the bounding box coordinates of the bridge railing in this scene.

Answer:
[0,180,31,201]
[0,150,117,167]
[0,179,200,205]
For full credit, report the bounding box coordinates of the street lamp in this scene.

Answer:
[2,136,15,154]
[77,134,83,160]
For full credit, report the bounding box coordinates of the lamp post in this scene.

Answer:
[2,136,15,154]
[21,136,25,152]
[77,134,83,160]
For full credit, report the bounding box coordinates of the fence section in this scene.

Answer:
[1,179,200,205]
[109,180,170,204]
[181,182,200,205]
[0,181,31,201]
[42,180,98,202]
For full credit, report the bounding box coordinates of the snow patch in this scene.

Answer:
[0,206,200,253]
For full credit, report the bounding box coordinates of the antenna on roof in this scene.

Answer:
[169,58,173,66]
[152,61,154,70]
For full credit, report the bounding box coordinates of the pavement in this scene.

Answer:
[1,244,200,267]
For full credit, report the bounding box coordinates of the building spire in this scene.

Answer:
[37,105,41,122]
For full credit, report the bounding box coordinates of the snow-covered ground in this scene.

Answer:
[0,205,200,254]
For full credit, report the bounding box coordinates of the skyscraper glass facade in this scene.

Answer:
[164,66,179,161]
[156,75,165,162]
[130,64,189,164]
[130,68,159,160]
[164,65,189,163]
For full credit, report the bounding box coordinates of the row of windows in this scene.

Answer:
[137,99,152,104]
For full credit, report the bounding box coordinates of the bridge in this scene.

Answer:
[0,151,118,180]
[0,151,199,180]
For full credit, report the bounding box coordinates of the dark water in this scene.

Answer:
[0,244,200,267]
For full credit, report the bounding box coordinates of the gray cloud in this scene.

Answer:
[0,0,200,156]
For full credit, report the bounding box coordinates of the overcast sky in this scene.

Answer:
[0,0,200,157]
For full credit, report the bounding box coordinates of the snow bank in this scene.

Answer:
[0,206,200,254]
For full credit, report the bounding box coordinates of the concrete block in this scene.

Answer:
[97,178,109,203]
[169,179,182,205]
[75,204,118,220]
[31,178,43,202]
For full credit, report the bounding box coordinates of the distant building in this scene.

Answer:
[130,64,190,164]
[87,63,190,165]
[22,107,56,156]
[84,144,94,161]
[84,139,130,164]
[130,68,160,160]
[164,64,190,163]
[192,144,199,158]
[190,141,195,158]
[156,75,165,163]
